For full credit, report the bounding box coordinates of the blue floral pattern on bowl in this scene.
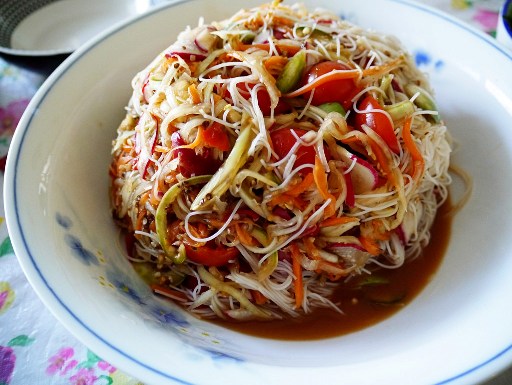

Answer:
[55,212,243,363]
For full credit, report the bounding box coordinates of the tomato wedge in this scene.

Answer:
[202,122,230,152]
[184,244,239,267]
[270,128,330,174]
[236,83,290,116]
[170,132,221,177]
[302,61,360,109]
[355,95,400,154]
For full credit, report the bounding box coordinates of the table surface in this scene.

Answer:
[0,1,509,384]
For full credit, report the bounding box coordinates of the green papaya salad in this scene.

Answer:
[110,0,452,321]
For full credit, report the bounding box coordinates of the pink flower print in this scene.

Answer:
[0,99,30,136]
[0,346,15,385]
[69,368,98,385]
[473,8,499,33]
[46,347,78,376]
[97,360,116,374]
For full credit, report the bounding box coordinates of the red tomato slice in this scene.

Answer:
[171,132,221,177]
[202,122,230,152]
[270,128,331,175]
[355,95,400,154]
[302,61,360,109]
[271,128,316,169]
[184,244,239,266]
[236,83,290,116]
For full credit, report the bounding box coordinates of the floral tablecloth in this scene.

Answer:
[0,1,508,384]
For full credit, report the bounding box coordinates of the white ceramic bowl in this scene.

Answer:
[0,0,156,72]
[5,1,512,384]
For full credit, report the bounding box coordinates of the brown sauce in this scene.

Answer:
[211,199,453,340]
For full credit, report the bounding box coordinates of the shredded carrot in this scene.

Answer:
[246,15,264,30]
[154,145,171,153]
[359,236,382,256]
[285,173,315,196]
[234,223,257,246]
[368,137,399,191]
[361,56,404,77]
[135,191,150,234]
[176,126,205,151]
[303,237,320,260]
[252,290,268,305]
[289,243,304,309]
[268,194,307,210]
[185,223,206,244]
[367,219,392,241]
[264,55,288,76]
[197,222,210,238]
[268,193,293,207]
[151,284,188,302]
[319,216,358,228]
[149,178,165,208]
[188,83,201,104]
[402,115,425,177]
[272,15,295,27]
[313,156,336,218]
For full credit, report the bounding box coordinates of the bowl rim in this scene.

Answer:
[0,0,156,57]
[4,0,512,384]
[502,0,512,37]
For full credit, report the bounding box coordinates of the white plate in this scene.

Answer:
[0,0,155,56]
[5,1,512,384]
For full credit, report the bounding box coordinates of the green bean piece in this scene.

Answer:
[276,51,306,93]
[405,84,441,123]
[318,102,346,116]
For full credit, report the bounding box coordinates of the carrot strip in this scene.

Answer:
[361,56,404,77]
[151,284,188,302]
[269,193,293,207]
[402,116,425,177]
[359,236,382,256]
[272,15,295,27]
[303,237,320,260]
[154,145,171,153]
[313,156,336,218]
[368,137,399,191]
[135,191,150,233]
[252,290,268,305]
[188,83,201,104]
[235,223,257,246]
[285,173,315,196]
[319,216,358,228]
[264,55,288,76]
[290,243,304,309]
[176,126,205,151]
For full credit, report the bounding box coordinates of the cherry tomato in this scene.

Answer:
[270,128,331,175]
[271,128,316,169]
[236,84,290,116]
[355,95,400,154]
[171,132,221,177]
[184,244,239,266]
[302,61,360,109]
[202,122,230,152]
